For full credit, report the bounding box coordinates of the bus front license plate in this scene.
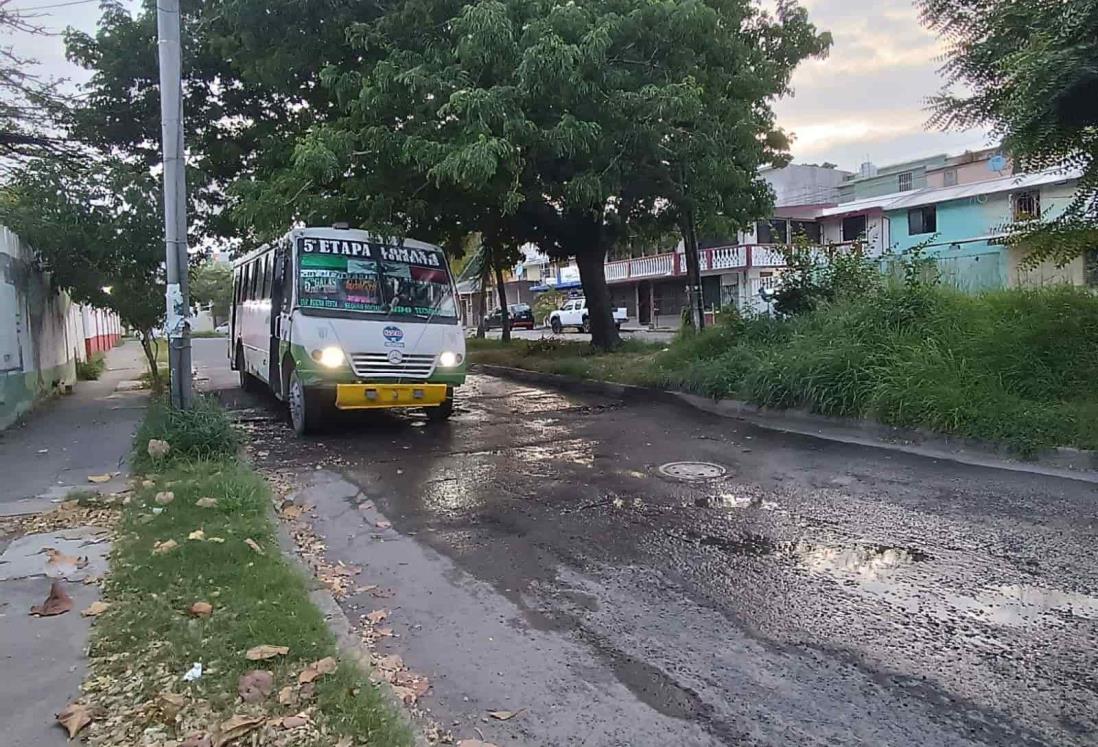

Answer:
[335,384,448,410]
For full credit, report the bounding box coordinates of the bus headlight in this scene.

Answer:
[438,351,462,368]
[312,346,345,368]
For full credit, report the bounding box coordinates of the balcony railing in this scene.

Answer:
[600,243,837,284]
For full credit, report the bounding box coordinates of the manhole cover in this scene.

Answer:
[658,461,727,481]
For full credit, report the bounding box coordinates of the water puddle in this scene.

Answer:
[793,541,928,579]
[793,541,1098,627]
[694,493,778,511]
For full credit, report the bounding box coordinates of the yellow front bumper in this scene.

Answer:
[335,383,448,410]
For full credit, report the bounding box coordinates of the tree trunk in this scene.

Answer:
[493,260,511,342]
[474,277,486,339]
[575,247,621,350]
[680,210,705,331]
[139,330,162,389]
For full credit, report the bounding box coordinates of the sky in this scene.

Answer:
[5,0,992,174]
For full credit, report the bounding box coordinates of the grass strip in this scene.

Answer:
[82,399,411,746]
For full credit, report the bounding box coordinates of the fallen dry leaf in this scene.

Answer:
[298,656,338,684]
[31,580,73,616]
[56,702,96,738]
[87,474,112,484]
[457,741,499,747]
[153,539,179,555]
[157,691,187,720]
[147,438,171,459]
[243,538,263,555]
[141,479,156,488]
[180,733,212,747]
[277,686,297,707]
[278,712,311,729]
[44,547,88,574]
[189,601,213,618]
[335,737,353,747]
[81,600,110,617]
[281,505,305,520]
[487,709,524,721]
[365,609,389,624]
[375,519,392,529]
[374,626,394,638]
[155,491,175,505]
[187,529,206,541]
[196,496,218,509]
[238,670,274,703]
[245,644,289,661]
[208,536,225,543]
[214,714,264,747]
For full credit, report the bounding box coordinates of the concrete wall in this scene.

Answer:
[0,226,118,431]
[762,164,850,207]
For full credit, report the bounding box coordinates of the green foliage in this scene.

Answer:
[920,0,1098,265]
[76,354,106,381]
[133,396,240,471]
[190,262,233,326]
[772,241,880,316]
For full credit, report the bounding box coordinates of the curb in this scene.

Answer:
[472,363,1098,483]
[268,502,430,747]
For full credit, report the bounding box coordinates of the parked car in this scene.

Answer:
[548,297,627,333]
[484,304,535,330]
[214,322,230,335]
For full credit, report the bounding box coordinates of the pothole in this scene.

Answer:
[693,493,778,511]
[658,461,726,482]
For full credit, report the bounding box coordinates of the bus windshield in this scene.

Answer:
[296,237,458,320]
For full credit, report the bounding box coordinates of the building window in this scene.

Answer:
[942,168,958,187]
[841,215,867,242]
[790,220,821,243]
[756,219,788,244]
[907,205,937,235]
[898,171,913,192]
[1012,190,1041,221]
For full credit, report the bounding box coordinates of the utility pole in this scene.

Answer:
[156,0,192,409]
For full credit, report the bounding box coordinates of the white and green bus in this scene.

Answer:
[229,226,466,435]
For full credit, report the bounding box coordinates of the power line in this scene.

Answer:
[8,0,100,12]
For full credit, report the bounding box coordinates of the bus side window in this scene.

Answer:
[264,253,274,299]
[248,261,258,301]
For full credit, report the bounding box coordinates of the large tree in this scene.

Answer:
[0,158,166,381]
[920,0,1098,265]
[63,0,385,241]
[240,0,828,349]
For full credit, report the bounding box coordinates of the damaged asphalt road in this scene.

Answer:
[197,342,1098,746]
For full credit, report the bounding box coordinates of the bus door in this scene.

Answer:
[268,243,288,397]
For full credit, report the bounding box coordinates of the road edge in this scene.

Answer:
[267,499,431,747]
[472,363,1098,483]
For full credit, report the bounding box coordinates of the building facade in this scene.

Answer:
[1,226,121,430]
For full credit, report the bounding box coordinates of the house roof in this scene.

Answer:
[816,167,1082,219]
[884,168,1082,211]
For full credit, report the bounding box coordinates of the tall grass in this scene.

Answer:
[132,395,240,470]
[657,285,1098,454]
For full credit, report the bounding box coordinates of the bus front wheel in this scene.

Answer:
[288,370,325,436]
[426,389,454,422]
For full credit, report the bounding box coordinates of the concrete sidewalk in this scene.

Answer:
[0,341,146,746]
[0,341,147,515]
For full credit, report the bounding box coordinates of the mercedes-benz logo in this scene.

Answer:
[387,349,403,365]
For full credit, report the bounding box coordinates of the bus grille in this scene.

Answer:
[350,353,436,380]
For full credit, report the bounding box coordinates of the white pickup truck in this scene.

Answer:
[548,297,628,333]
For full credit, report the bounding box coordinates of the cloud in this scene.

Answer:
[775,0,986,166]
